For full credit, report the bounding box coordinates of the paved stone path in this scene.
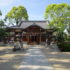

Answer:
[18,45,54,70]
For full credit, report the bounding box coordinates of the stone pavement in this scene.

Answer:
[0,44,70,70]
[18,45,54,70]
[42,44,70,70]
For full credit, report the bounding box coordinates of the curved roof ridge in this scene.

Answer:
[19,21,49,29]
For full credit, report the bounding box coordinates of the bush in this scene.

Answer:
[57,42,70,52]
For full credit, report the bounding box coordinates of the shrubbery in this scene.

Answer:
[57,33,70,52]
[57,42,70,52]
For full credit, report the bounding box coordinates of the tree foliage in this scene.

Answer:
[5,6,28,25]
[0,10,2,16]
[0,10,9,42]
[0,20,4,26]
[45,3,70,33]
[0,10,4,26]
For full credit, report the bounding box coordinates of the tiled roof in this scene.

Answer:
[19,21,49,29]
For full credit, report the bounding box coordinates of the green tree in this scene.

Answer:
[44,3,70,33]
[0,11,4,26]
[0,10,2,16]
[0,20,4,26]
[5,6,28,25]
[0,10,9,43]
[45,3,70,43]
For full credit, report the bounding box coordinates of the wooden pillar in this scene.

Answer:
[34,33,35,42]
[27,34,29,44]
[21,32,23,41]
[40,33,41,44]
[40,29,41,44]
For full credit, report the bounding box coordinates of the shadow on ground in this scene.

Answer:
[42,45,70,70]
[0,46,28,70]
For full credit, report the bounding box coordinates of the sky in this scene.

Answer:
[0,0,70,20]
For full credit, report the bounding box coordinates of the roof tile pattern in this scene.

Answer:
[19,21,49,29]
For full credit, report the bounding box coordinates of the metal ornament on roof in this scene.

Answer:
[22,31,26,34]
[15,29,21,32]
[10,32,15,35]
[16,34,21,37]
[33,22,36,25]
